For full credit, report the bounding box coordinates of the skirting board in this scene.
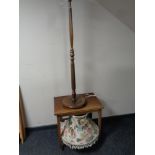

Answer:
[26,113,135,132]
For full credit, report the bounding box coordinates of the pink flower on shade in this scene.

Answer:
[65,130,68,135]
[87,128,92,134]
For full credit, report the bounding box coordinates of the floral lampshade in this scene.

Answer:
[61,113,99,149]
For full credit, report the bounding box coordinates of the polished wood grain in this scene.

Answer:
[19,87,26,144]
[62,0,86,109]
[55,93,102,116]
[98,109,102,135]
[68,0,76,101]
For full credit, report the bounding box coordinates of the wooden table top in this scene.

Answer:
[54,93,103,116]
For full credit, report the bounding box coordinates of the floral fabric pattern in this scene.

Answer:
[61,114,99,149]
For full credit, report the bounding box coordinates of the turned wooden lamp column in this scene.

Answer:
[63,0,86,109]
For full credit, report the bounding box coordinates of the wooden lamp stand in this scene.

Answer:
[62,0,86,109]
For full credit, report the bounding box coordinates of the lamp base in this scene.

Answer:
[62,95,86,109]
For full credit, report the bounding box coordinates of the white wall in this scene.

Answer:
[97,0,135,31]
[20,0,135,127]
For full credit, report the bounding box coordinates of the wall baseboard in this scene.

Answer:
[26,113,135,131]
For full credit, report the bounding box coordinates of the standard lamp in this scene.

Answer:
[62,0,86,109]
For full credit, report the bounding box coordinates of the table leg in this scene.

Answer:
[57,116,63,149]
[98,109,102,135]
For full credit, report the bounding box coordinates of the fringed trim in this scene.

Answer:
[62,135,99,150]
